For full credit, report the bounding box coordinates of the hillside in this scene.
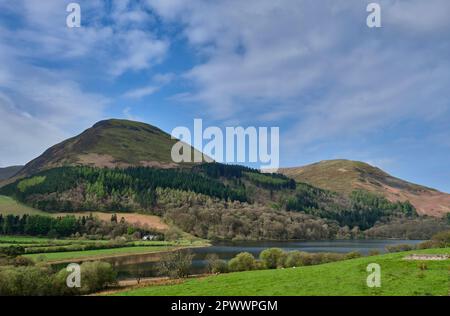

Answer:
[0,166,23,181]
[1,119,448,240]
[14,119,202,179]
[280,160,450,217]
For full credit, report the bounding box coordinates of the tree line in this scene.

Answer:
[0,213,160,239]
[0,166,249,212]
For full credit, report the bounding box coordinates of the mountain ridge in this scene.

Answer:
[3,119,449,218]
[279,159,450,217]
[0,166,24,181]
[14,119,202,179]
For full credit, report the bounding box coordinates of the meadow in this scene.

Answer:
[114,248,450,296]
[0,195,46,215]
[24,245,174,262]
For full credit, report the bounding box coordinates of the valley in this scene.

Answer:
[0,119,449,297]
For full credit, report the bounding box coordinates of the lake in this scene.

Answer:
[105,239,423,280]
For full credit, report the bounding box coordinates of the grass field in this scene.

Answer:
[0,195,168,231]
[0,235,184,263]
[24,245,174,262]
[114,248,450,296]
[0,195,46,215]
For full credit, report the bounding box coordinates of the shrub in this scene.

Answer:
[0,266,55,296]
[228,252,257,272]
[368,250,380,256]
[205,254,228,274]
[431,230,450,247]
[79,261,117,293]
[259,248,286,269]
[51,261,116,295]
[416,240,438,249]
[385,244,414,253]
[12,256,34,267]
[284,251,306,267]
[164,227,183,241]
[344,251,362,259]
[418,262,428,271]
[158,250,194,278]
[0,245,25,257]
[322,252,345,263]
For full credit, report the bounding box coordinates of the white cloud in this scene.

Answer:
[111,30,169,76]
[0,0,169,166]
[124,85,159,99]
[147,0,450,151]
[123,72,175,99]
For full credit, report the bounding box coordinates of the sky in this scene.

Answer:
[0,0,449,192]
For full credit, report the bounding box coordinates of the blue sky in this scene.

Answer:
[0,0,449,192]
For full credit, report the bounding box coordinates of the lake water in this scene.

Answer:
[104,239,423,280]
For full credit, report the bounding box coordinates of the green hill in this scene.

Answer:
[113,248,450,296]
[280,160,450,217]
[14,119,202,179]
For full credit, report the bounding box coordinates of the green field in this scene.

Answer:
[0,235,180,262]
[114,248,450,296]
[0,195,46,215]
[24,245,174,262]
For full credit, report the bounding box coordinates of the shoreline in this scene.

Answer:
[43,243,211,265]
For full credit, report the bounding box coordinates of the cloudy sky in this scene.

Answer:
[0,0,449,192]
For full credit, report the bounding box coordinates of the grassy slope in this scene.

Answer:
[280,159,428,195]
[280,159,450,217]
[15,119,202,178]
[0,195,170,232]
[115,248,450,296]
[0,195,46,216]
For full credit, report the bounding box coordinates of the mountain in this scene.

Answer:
[279,159,450,217]
[1,119,448,240]
[0,166,23,181]
[15,119,202,179]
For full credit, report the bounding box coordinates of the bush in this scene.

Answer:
[164,227,183,241]
[79,261,116,293]
[416,240,438,249]
[158,250,194,278]
[284,251,306,267]
[368,250,380,256]
[228,252,257,272]
[344,251,362,259]
[0,245,25,257]
[322,252,345,263]
[12,256,34,267]
[205,254,228,274]
[52,261,116,295]
[259,248,286,269]
[431,230,450,247]
[0,266,55,296]
[385,244,414,253]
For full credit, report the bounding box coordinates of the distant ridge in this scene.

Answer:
[280,159,450,217]
[5,119,449,218]
[0,166,23,181]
